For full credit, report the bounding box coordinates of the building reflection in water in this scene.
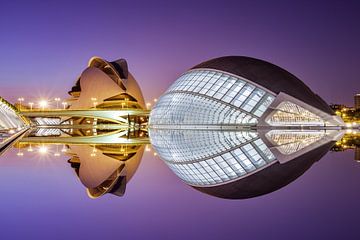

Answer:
[2,127,360,200]
[149,129,346,199]
[67,144,144,198]
[12,127,148,199]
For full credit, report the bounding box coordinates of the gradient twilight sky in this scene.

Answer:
[0,0,359,105]
[1,1,360,240]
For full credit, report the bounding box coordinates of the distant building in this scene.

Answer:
[330,104,346,112]
[355,94,360,110]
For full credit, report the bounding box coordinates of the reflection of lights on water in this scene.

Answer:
[90,146,97,157]
[16,152,24,156]
[39,146,48,154]
[61,146,67,152]
[153,152,158,156]
[27,147,33,152]
[145,145,151,152]
[54,152,60,157]
[346,129,353,134]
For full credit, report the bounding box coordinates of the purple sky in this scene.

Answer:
[0,0,359,105]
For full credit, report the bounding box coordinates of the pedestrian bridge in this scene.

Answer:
[20,109,150,124]
[19,129,150,145]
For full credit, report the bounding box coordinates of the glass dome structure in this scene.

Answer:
[149,56,344,128]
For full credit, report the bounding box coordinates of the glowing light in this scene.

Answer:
[28,102,34,110]
[17,97,24,110]
[39,100,48,110]
[54,152,60,157]
[146,102,152,110]
[39,146,48,154]
[61,102,68,109]
[16,152,24,156]
[54,98,61,109]
[145,145,151,152]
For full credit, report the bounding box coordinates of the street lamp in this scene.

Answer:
[17,97,24,110]
[61,102,67,109]
[91,97,98,109]
[54,98,61,109]
[28,102,34,111]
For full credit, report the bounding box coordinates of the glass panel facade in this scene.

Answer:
[150,129,276,186]
[267,101,324,126]
[265,130,327,154]
[150,69,275,126]
[0,100,25,130]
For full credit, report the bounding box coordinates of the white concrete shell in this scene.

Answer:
[69,56,145,110]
